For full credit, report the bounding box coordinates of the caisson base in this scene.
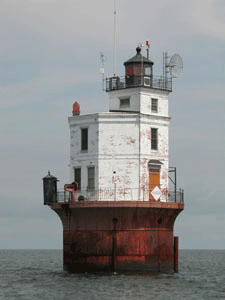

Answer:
[51,201,183,273]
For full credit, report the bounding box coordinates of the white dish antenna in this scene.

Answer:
[163,52,183,83]
[168,54,183,78]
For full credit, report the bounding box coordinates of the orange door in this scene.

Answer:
[149,170,160,201]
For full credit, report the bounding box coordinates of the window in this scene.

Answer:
[151,98,158,113]
[120,98,130,108]
[151,128,158,150]
[74,168,81,190]
[88,167,95,190]
[145,66,151,76]
[134,65,143,75]
[81,128,88,151]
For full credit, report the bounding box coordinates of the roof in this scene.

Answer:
[43,171,57,180]
[148,159,163,165]
[124,47,154,66]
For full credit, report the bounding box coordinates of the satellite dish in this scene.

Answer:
[168,54,183,78]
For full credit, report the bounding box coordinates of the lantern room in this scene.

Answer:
[106,47,172,92]
[124,46,154,88]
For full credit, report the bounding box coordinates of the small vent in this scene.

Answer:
[144,77,151,87]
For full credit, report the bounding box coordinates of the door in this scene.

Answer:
[149,169,160,201]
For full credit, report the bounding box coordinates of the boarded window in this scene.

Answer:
[81,128,88,151]
[74,168,81,190]
[88,167,95,190]
[120,98,130,108]
[151,98,158,113]
[151,128,158,150]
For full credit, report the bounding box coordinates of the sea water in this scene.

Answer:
[0,250,224,300]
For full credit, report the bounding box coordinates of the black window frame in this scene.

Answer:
[87,166,95,190]
[151,98,158,113]
[81,127,88,151]
[74,168,81,190]
[151,128,158,150]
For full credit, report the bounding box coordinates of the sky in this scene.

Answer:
[0,0,224,250]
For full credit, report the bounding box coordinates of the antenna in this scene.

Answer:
[113,0,118,77]
[146,40,150,59]
[163,52,183,88]
[168,54,183,78]
[99,51,105,91]
[163,52,170,89]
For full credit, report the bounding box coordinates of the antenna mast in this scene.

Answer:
[146,40,150,59]
[163,52,169,89]
[99,51,105,90]
[113,0,117,77]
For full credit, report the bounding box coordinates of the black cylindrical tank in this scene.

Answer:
[43,171,58,205]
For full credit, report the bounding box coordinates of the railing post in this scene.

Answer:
[174,167,177,203]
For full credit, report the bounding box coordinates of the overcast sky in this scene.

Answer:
[0,0,224,250]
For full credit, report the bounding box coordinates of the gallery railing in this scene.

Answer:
[56,188,184,203]
[105,75,172,92]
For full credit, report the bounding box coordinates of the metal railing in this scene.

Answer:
[168,189,184,203]
[105,75,172,92]
[56,190,71,202]
[56,188,184,203]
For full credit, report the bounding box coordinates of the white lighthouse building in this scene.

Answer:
[68,47,174,202]
[44,45,184,273]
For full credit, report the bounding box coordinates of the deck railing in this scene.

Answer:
[56,188,184,203]
[105,75,172,92]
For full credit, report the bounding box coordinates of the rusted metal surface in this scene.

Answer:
[64,182,78,203]
[174,236,179,273]
[51,201,183,273]
[52,200,184,210]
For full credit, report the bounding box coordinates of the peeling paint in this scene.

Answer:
[68,89,170,201]
[126,137,136,144]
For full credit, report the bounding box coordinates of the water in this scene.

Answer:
[0,250,224,299]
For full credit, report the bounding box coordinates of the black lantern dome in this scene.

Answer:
[124,47,154,66]
[124,47,154,88]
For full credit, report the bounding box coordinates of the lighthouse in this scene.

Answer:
[43,45,184,273]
